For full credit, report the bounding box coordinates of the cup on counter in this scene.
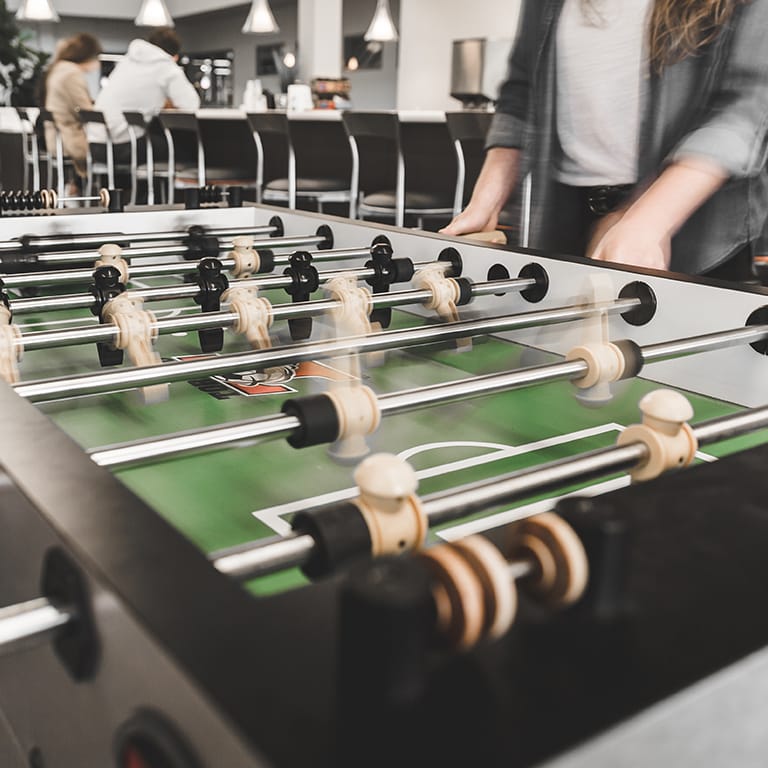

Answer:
[286,83,314,112]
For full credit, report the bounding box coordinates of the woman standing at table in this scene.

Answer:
[42,33,103,192]
[442,0,768,280]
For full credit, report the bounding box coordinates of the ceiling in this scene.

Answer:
[7,0,272,21]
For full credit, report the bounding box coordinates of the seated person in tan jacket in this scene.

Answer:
[43,33,102,183]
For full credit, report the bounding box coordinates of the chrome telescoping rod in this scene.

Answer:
[2,247,196,288]
[10,264,465,337]
[0,597,73,658]
[8,257,449,315]
[90,358,583,470]
[91,413,302,469]
[31,233,328,266]
[211,399,768,581]
[11,299,635,401]
[0,224,279,253]
[16,297,639,401]
[84,281,540,467]
[273,246,373,266]
[2,246,380,290]
[20,311,243,351]
[86,319,768,469]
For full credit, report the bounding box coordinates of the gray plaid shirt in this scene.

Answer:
[488,0,768,274]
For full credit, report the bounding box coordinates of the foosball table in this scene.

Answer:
[1,192,768,767]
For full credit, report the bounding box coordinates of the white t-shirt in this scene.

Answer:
[555,0,653,186]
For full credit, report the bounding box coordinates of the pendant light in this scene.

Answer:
[15,0,60,22]
[242,0,280,34]
[364,0,398,42]
[135,0,174,27]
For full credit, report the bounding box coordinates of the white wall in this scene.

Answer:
[342,0,399,110]
[396,0,521,110]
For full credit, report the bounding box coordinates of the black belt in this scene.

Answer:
[582,184,635,215]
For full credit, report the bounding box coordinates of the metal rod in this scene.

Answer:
[92,294,756,468]
[32,234,327,265]
[210,442,649,582]
[691,406,768,447]
[59,195,104,203]
[36,244,193,264]
[6,259,452,315]
[379,359,584,417]
[641,326,768,363]
[273,246,372,266]
[423,444,649,525]
[90,413,300,467]
[86,316,768,468]
[2,246,377,290]
[212,534,315,580]
[203,362,768,583]
[89,356,583,469]
[16,299,639,402]
[0,597,72,657]
[8,258,446,315]
[0,224,278,253]
[508,559,534,581]
[11,266,477,346]
[20,311,242,351]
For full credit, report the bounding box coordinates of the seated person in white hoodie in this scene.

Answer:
[88,27,200,170]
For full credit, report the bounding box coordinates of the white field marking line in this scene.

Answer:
[436,475,631,541]
[251,426,618,534]
[251,421,714,535]
[126,277,151,289]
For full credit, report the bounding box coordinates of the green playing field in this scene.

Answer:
[23,298,767,596]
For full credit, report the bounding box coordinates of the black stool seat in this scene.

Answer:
[266,176,350,193]
[206,165,253,181]
[362,190,455,210]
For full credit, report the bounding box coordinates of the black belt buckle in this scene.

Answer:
[586,185,631,216]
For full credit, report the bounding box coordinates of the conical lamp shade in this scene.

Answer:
[242,0,279,34]
[135,0,174,27]
[16,0,60,22]
[364,0,398,42]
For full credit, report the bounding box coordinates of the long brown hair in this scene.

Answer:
[582,0,747,70]
[41,32,102,101]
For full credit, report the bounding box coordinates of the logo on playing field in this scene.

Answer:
[169,356,358,399]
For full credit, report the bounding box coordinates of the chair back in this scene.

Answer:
[77,109,115,191]
[341,111,400,142]
[37,108,66,198]
[246,112,290,198]
[16,107,41,189]
[156,110,204,188]
[198,113,260,191]
[445,110,493,214]
[122,111,153,205]
[341,111,401,218]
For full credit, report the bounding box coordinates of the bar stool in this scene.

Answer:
[77,109,129,200]
[197,114,261,197]
[247,112,353,213]
[341,111,455,228]
[123,111,174,206]
[156,110,205,199]
[16,107,43,190]
[38,108,69,200]
[444,110,493,217]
